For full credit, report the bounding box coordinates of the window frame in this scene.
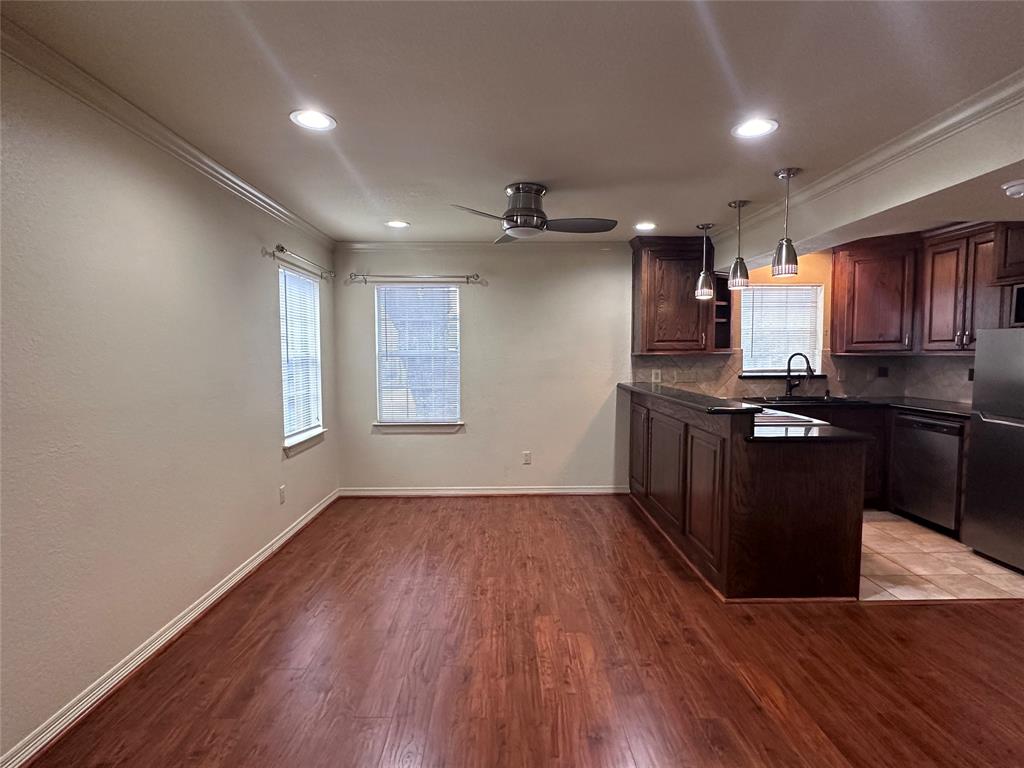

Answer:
[278,266,324,452]
[739,283,825,375]
[373,283,463,428]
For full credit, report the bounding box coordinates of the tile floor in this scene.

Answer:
[860,510,1024,601]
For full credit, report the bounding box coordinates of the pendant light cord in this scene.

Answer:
[783,174,790,239]
[702,227,708,271]
[736,204,742,258]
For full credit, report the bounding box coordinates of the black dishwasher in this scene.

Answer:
[889,412,964,531]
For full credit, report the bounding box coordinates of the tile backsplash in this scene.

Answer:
[632,353,974,404]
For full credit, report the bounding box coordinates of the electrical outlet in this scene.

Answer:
[651,369,662,383]
[877,366,889,378]
[279,485,286,505]
[522,451,532,465]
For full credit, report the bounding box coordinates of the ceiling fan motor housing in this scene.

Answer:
[502,182,547,237]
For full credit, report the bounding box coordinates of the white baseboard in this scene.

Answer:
[0,488,342,768]
[337,485,629,496]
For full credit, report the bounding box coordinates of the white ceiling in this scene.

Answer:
[3,1,1024,243]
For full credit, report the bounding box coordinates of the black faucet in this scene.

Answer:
[785,353,815,397]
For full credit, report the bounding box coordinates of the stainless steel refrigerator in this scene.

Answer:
[961,328,1024,571]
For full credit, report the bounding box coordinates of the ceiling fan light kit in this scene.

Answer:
[727,200,750,290]
[772,167,802,278]
[453,182,617,243]
[695,223,715,301]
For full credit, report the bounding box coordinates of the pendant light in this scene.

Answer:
[695,223,715,301]
[772,167,802,278]
[727,200,750,290]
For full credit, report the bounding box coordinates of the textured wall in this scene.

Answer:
[1,61,341,751]
[333,242,633,491]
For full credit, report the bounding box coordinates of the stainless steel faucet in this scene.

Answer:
[785,353,815,397]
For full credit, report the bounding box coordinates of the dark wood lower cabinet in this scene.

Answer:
[622,385,867,601]
[684,427,723,571]
[647,411,685,527]
[628,402,648,495]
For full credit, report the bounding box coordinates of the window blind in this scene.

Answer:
[279,268,322,437]
[375,285,461,424]
[740,285,823,372]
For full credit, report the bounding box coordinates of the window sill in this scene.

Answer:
[738,373,828,380]
[372,421,465,434]
[283,426,327,457]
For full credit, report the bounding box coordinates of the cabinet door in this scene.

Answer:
[645,249,707,352]
[826,407,888,502]
[629,403,649,495]
[994,222,1024,282]
[833,238,916,352]
[684,427,723,569]
[647,412,686,526]
[921,238,967,351]
[962,231,1002,351]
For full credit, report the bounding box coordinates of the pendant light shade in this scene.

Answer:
[727,200,750,290]
[695,223,715,300]
[772,167,802,278]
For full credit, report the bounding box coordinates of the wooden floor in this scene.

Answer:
[32,495,1024,767]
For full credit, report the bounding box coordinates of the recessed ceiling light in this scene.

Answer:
[634,221,657,232]
[731,117,779,138]
[385,220,410,229]
[289,109,336,132]
[1001,179,1024,199]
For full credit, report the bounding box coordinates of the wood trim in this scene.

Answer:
[0,20,332,248]
[335,486,631,496]
[0,489,343,768]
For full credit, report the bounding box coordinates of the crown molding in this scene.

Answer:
[336,240,629,253]
[0,20,332,248]
[730,66,1024,236]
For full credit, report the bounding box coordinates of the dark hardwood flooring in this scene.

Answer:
[30,495,1024,767]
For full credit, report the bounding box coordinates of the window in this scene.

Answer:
[375,284,461,424]
[279,268,322,442]
[740,284,824,373]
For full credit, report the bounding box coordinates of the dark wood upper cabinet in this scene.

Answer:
[631,236,720,355]
[993,221,1024,283]
[831,235,917,353]
[920,237,967,351]
[921,223,1006,352]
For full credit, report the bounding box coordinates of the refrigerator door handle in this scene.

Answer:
[978,412,1024,429]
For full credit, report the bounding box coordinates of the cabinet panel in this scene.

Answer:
[832,236,916,353]
[684,427,723,568]
[995,222,1024,282]
[648,251,705,350]
[963,233,1002,350]
[921,238,965,351]
[647,412,686,526]
[825,407,888,503]
[629,403,649,495]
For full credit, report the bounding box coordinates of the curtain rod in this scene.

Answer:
[270,244,335,280]
[348,272,481,284]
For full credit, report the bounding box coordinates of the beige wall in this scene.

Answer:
[1,61,341,752]
[333,243,633,491]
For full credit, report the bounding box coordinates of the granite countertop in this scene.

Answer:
[864,397,972,418]
[617,382,761,414]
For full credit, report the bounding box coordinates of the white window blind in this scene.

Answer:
[279,268,322,438]
[741,285,824,372]
[375,285,461,424]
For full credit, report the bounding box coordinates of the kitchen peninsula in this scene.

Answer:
[621,382,870,601]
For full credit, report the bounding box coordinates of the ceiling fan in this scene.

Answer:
[453,182,617,244]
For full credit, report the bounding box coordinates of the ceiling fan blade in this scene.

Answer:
[452,204,507,221]
[494,233,517,244]
[545,217,618,234]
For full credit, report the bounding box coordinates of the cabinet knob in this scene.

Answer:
[954,331,962,347]
[701,332,706,347]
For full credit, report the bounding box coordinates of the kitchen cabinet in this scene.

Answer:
[631,236,730,355]
[647,410,686,527]
[684,427,724,570]
[920,223,1003,352]
[831,235,917,353]
[993,221,1024,283]
[628,402,649,495]
[764,403,888,504]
